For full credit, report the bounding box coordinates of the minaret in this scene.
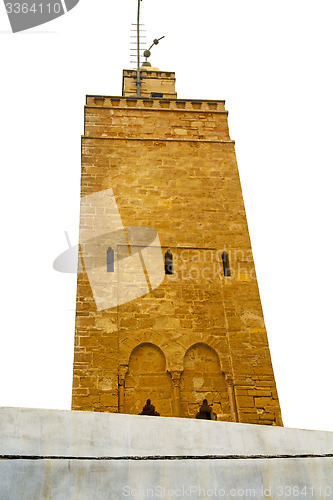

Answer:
[72,66,283,426]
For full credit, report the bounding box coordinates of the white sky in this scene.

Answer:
[0,0,332,432]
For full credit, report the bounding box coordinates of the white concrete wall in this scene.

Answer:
[1,407,333,499]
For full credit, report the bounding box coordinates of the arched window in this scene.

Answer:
[107,247,114,273]
[165,248,173,275]
[222,251,231,277]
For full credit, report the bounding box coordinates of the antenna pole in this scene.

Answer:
[136,0,141,97]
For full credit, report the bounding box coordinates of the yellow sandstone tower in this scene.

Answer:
[72,67,283,425]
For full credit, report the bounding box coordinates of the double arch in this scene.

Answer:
[121,338,233,419]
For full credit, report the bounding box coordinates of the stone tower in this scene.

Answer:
[72,67,283,425]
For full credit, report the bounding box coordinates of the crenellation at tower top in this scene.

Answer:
[84,94,231,143]
[86,95,226,112]
[122,68,177,98]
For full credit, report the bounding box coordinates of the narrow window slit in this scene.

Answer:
[165,248,173,275]
[222,251,231,277]
[107,247,114,273]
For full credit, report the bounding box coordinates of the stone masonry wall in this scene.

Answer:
[72,84,282,425]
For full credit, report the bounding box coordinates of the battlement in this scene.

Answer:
[84,96,230,141]
[86,95,226,113]
[123,69,176,79]
[122,68,177,98]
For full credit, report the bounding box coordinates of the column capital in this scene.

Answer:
[118,365,128,385]
[169,370,182,388]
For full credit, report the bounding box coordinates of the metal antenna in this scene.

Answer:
[130,2,165,95]
[136,0,142,97]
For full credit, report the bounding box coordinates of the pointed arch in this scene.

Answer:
[180,343,231,420]
[124,342,173,417]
